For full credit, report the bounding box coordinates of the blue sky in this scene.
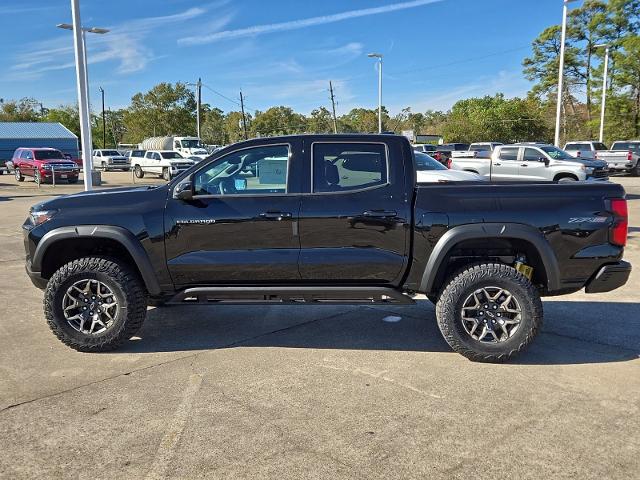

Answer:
[0,0,571,115]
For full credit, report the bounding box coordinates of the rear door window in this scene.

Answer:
[312,143,387,193]
[593,142,608,150]
[498,147,519,161]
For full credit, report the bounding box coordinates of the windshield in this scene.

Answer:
[161,152,184,159]
[102,150,120,156]
[415,152,446,171]
[181,139,203,149]
[540,145,574,160]
[34,150,64,160]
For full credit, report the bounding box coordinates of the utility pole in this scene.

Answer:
[554,0,578,147]
[239,90,248,140]
[196,77,202,139]
[329,81,338,134]
[99,87,106,148]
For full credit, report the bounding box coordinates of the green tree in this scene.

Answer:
[44,105,81,138]
[339,107,388,133]
[201,107,226,144]
[0,97,42,122]
[122,82,197,142]
[252,106,306,136]
[307,107,334,133]
[442,94,550,144]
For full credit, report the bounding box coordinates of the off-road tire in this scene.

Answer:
[134,165,144,178]
[162,167,171,181]
[44,257,147,352]
[435,263,542,363]
[15,168,24,182]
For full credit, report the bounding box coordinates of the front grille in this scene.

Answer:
[591,168,609,178]
[45,163,77,170]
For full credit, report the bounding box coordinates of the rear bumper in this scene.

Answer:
[585,261,631,293]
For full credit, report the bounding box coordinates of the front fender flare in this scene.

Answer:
[418,223,560,294]
[32,225,161,295]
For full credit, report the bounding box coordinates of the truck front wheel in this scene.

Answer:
[134,165,144,178]
[435,263,542,363]
[44,257,147,352]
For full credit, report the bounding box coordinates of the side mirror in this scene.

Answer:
[539,156,550,166]
[174,179,193,201]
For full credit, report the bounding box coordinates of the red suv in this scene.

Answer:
[13,148,80,184]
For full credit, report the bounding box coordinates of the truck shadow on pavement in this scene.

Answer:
[117,300,639,366]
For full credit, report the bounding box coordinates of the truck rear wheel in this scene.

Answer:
[134,165,144,178]
[162,167,171,181]
[435,263,542,363]
[44,257,147,352]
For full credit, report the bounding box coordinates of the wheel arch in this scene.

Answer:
[418,223,560,295]
[33,225,161,295]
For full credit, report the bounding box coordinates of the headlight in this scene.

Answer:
[30,209,58,226]
[42,164,52,170]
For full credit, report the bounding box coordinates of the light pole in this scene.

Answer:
[554,0,578,147]
[368,53,383,133]
[99,86,106,148]
[593,43,610,143]
[57,9,109,191]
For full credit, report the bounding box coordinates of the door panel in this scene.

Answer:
[164,141,303,287]
[492,147,520,180]
[298,141,410,284]
[519,147,549,180]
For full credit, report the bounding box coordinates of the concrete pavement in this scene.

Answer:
[0,172,638,479]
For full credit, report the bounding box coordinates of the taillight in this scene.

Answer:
[610,198,628,247]
[576,150,581,157]
[447,159,452,169]
[434,152,441,161]
[628,150,633,161]
[594,151,598,159]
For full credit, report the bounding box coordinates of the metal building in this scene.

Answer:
[0,122,79,171]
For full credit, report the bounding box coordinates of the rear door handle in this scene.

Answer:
[259,211,292,220]
[521,164,529,167]
[363,209,397,218]
[494,162,502,166]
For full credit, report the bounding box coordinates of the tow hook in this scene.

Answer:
[514,254,533,280]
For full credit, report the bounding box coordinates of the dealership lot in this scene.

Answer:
[0,172,638,479]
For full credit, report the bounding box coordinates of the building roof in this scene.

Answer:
[0,122,77,140]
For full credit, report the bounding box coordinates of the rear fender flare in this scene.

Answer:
[32,225,161,295]
[418,223,560,294]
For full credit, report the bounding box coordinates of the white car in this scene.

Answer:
[131,150,195,181]
[415,151,485,182]
[93,149,130,171]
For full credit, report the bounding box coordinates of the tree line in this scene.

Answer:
[0,0,638,148]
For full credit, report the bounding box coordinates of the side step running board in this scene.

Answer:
[167,286,415,305]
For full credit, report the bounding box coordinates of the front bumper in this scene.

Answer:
[25,258,47,290]
[585,260,631,293]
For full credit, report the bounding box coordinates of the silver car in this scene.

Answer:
[450,144,590,182]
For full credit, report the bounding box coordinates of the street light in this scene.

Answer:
[368,53,383,134]
[554,0,579,147]
[593,43,610,143]
[57,7,109,191]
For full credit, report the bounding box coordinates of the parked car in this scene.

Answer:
[563,141,609,160]
[412,144,438,154]
[93,149,130,171]
[450,144,606,182]
[12,147,80,184]
[451,142,504,160]
[603,141,640,176]
[130,150,195,180]
[23,134,630,362]
[415,151,485,182]
[432,143,470,164]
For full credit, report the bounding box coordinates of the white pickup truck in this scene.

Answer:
[450,142,503,160]
[563,140,640,176]
[131,150,195,181]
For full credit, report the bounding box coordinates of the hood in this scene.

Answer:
[36,185,160,208]
[568,158,607,168]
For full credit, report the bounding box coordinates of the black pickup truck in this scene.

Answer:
[23,134,631,362]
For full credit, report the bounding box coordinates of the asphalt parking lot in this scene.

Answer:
[0,172,638,479]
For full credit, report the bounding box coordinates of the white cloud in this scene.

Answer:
[6,6,222,80]
[179,0,443,45]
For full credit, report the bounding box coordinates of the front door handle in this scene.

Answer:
[363,209,397,218]
[259,211,292,221]
[521,164,529,167]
